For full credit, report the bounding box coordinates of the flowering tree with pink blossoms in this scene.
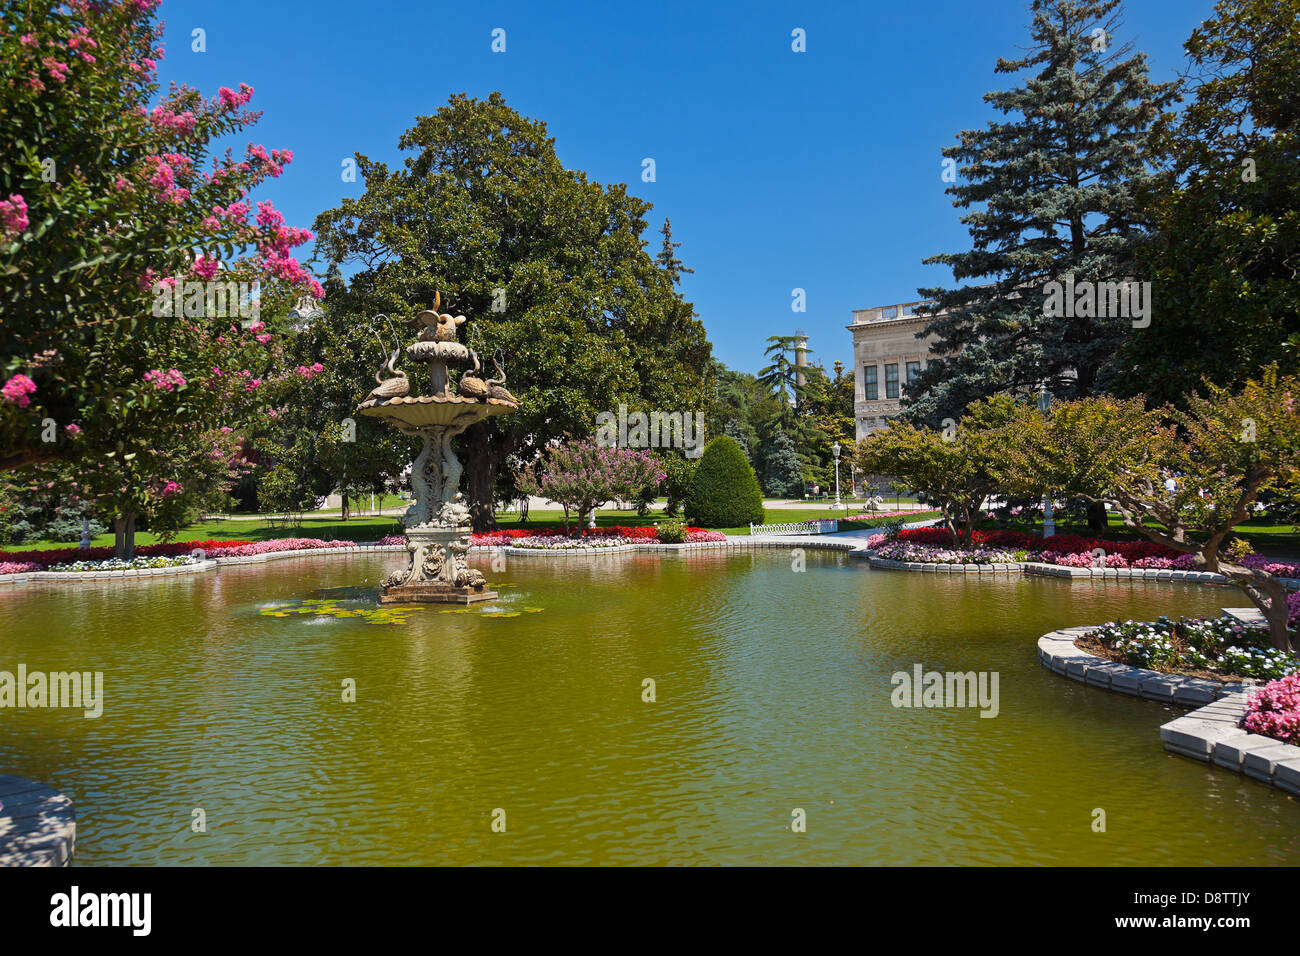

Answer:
[515,440,666,533]
[0,0,322,476]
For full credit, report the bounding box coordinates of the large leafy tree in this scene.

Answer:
[312,93,711,530]
[906,0,1175,427]
[856,396,1017,547]
[991,371,1300,651]
[0,0,320,472]
[1116,0,1300,405]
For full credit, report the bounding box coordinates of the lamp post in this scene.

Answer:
[831,442,844,510]
[1038,390,1055,538]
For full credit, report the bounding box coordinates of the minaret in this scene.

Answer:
[794,330,808,388]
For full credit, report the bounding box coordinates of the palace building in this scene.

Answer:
[847,298,944,441]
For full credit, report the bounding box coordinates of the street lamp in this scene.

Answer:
[1038,390,1055,538]
[831,442,844,510]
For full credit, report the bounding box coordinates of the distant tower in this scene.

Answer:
[794,329,808,388]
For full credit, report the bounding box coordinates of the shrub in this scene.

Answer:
[685,437,764,529]
[657,519,687,544]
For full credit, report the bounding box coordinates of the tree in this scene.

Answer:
[655,218,694,285]
[0,0,320,473]
[312,93,712,531]
[992,370,1300,650]
[758,336,807,424]
[685,436,764,529]
[1116,0,1300,405]
[253,304,413,521]
[856,396,1016,546]
[906,0,1176,426]
[515,439,665,533]
[762,429,804,497]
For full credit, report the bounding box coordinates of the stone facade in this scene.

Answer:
[847,299,944,441]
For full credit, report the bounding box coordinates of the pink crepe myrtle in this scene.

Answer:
[0,194,29,240]
[2,374,38,408]
[143,368,186,392]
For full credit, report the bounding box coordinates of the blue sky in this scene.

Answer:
[161,0,1217,374]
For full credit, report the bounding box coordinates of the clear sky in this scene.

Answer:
[159,0,1217,374]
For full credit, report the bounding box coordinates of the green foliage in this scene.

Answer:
[762,429,804,497]
[991,369,1300,649]
[656,518,687,544]
[311,92,712,530]
[906,0,1177,424]
[1116,0,1300,405]
[857,395,1017,545]
[685,436,764,529]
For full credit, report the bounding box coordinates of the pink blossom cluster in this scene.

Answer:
[0,561,41,575]
[0,194,29,240]
[1290,591,1300,628]
[159,480,183,497]
[1243,673,1300,745]
[148,105,197,136]
[2,374,38,408]
[296,362,325,379]
[217,83,254,110]
[143,368,186,391]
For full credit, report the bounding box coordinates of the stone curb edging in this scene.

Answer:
[858,553,1236,585]
[1160,695,1300,796]
[0,543,407,584]
[1035,629,1249,706]
[1037,628,1300,798]
[0,536,866,584]
[856,552,1300,591]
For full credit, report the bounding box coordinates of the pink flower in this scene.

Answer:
[1,374,37,408]
[0,194,29,240]
[192,256,220,280]
[65,423,81,435]
[143,368,187,392]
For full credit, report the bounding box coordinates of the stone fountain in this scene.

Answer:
[357,294,519,604]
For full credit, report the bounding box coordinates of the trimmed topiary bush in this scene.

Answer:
[685,436,764,528]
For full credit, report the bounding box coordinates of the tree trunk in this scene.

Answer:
[341,495,350,521]
[1085,500,1107,532]
[464,422,520,533]
[112,513,137,560]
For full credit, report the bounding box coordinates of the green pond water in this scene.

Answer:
[0,548,1296,866]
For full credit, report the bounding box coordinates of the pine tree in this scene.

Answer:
[906,0,1176,425]
[762,429,805,498]
[655,218,694,286]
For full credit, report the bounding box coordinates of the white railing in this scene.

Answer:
[749,519,839,536]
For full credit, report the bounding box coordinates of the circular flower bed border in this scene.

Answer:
[1038,628,1300,798]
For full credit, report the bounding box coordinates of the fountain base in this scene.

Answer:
[380,583,497,605]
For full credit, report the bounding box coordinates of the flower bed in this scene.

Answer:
[0,537,356,570]
[470,525,723,547]
[840,510,940,523]
[1243,673,1300,745]
[1083,616,1299,681]
[46,555,197,572]
[872,540,1019,565]
[891,527,1300,576]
